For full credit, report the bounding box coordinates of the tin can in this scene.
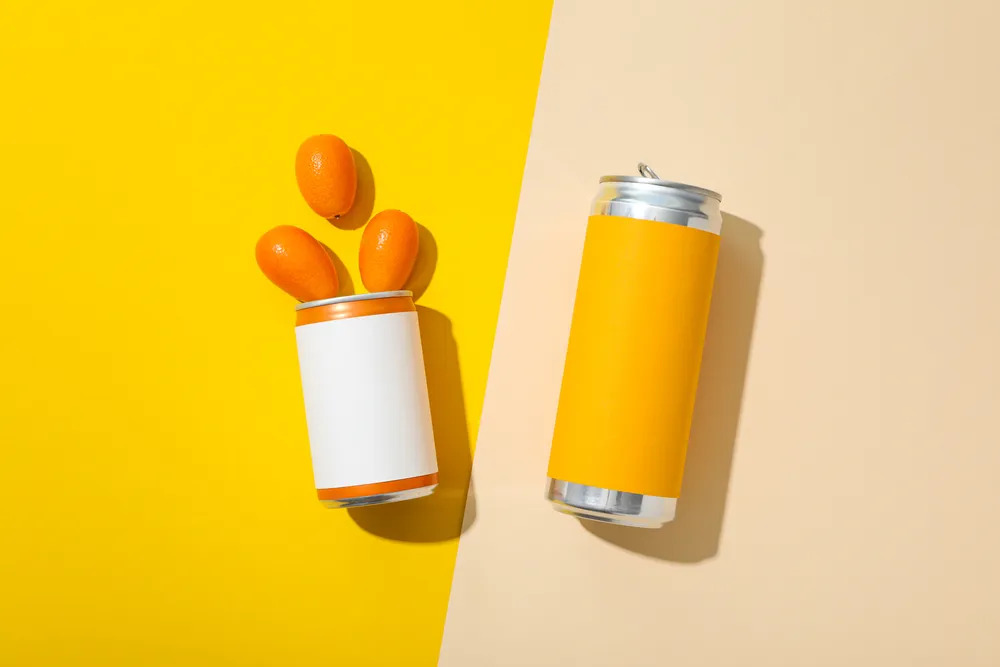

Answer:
[545,164,722,528]
[295,290,438,508]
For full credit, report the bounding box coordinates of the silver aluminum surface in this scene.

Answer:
[296,290,413,311]
[321,483,436,509]
[546,478,676,529]
[593,165,722,235]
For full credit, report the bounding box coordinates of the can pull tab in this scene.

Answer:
[637,163,660,179]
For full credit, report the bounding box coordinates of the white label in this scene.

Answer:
[295,311,438,490]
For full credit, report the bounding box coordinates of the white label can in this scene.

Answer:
[294,290,438,508]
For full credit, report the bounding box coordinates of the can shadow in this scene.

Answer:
[328,148,375,231]
[581,213,764,562]
[349,306,476,541]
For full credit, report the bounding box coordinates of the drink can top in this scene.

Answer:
[296,290,413,311]
[600,163,721,202]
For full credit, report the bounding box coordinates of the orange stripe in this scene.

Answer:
[296,295,415,326]
[316,473,438,501]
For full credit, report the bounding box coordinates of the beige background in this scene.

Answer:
[440,0,1000,665]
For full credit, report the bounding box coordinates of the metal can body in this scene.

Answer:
[295,291,438,508]
[546,172,722,528]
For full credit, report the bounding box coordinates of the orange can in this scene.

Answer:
[546,164,722,528]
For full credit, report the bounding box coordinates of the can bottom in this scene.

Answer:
[545,478,676,529]
[321,483,437,509]
[317,472,439,509]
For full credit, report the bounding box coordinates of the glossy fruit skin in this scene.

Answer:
[255,225,340,302]
[295,135,357,219]
[359,210,419,293]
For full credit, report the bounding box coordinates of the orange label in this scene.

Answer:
[295,294,415,327]
[547,215,720,498]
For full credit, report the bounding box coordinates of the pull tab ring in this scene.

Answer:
[637,163,660,179]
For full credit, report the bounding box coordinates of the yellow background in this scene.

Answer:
[0,2,550,664]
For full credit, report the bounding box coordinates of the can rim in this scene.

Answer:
[295,290,413,311]
[599,175,722,202]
